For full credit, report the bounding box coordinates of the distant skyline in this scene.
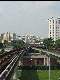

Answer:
[0,1,60,38]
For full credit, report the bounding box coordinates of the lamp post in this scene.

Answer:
[47,53,50,80]
[48,56,50,80]
[30,59,32,66]
[46,44,50,80]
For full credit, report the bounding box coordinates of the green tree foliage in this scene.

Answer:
[0,43,4,49]
[55,39,60,49]
[12,40,25,49]
[43,38,54,50]
[0,42,5,54]
[4,40,8,47]
[1,48,5,53]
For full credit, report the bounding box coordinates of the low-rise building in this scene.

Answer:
[20,53,58,66]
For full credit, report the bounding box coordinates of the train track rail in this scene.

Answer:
[0,47,31,80]
[0,48,22,74]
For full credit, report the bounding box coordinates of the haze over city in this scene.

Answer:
[1,1,60,80]
[0,1,60,38]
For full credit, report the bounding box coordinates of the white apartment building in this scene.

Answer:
[48,17,60,41]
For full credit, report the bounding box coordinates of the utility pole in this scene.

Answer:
[48,56,50,80]
[46,44,50,80]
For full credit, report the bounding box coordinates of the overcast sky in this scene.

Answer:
[0,1,60,38]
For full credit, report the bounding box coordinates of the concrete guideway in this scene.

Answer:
[0,47,31,80]
[0,53,20,80]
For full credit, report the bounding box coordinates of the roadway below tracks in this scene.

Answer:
[33,47,60,58]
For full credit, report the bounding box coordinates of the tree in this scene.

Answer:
[0,43,4,49]
[4,40,8,47]
[1,48,5,53]
[43,38,54,50]
[55,39,60,49]
[12,40,25,49]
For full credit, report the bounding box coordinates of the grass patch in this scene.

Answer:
[15,69,60,80]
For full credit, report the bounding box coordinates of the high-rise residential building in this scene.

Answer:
[1,32,16,43]
[48,17,60,41]
[10,33,16,41]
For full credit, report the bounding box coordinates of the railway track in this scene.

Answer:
[0,48,22,74]
[0,47,31,80]
[0,54,20,80]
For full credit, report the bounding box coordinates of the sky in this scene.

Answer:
[0,1,60,38]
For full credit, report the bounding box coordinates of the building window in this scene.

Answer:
[56,21,57,24]
[50,25,51,27]
[50,32,51,34]
[53,27,54,29]
[53,20,54,23]
[50,26,51,29]
[56,27,57,29]
[50,20,51,22]
[56,35,57,36]
[58,20,60,24]
[50,25,51,29]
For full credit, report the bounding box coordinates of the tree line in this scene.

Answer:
[43,38,60,51]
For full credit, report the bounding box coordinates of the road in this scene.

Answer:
[33,47,60,58]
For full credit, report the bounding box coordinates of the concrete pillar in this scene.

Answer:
[18,60,22,66]
[13,72,16,80]
[35,59,37,65]
[44,57,45,65]
[18,60,21,66]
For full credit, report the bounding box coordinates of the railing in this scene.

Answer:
[33,48,60,58]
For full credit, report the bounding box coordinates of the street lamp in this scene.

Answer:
[30,59,32,67]
[48,56,50,80]
[45,43,50,80]
[46,53,50,80]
